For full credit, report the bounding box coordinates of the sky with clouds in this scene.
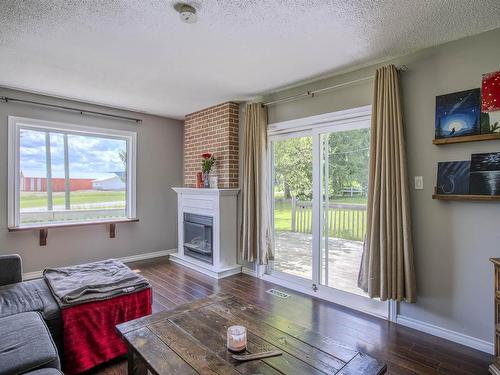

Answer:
[20,129,126,179]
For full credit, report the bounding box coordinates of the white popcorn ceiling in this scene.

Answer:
[1,0,499,119]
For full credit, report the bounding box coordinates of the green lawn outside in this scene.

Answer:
[274,197,367,241]
[20,190,126,209]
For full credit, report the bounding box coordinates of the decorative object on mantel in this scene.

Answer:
[196,172,203,188]
[436,161,470,195]
[209,174,218,188]
[201,153,216,188]
[489,258,500,375]
[435,89,481,140]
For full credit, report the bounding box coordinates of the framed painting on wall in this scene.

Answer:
[481,71,500,134]
[470,152,500,195]
[482,71,500,112]
[436,161,470,195]
[435,89,481,139]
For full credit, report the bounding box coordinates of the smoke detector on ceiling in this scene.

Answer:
[174,3,197,24]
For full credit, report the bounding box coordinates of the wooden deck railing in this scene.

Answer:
[289,198,367,241]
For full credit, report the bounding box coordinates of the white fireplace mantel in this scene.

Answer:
[170,187,241,279]
[172,187,240,196]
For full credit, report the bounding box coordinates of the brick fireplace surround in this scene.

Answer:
[183,102,239,188]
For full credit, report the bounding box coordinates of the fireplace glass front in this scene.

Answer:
[183,213,213,264]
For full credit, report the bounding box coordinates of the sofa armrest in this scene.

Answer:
[0,254,23,286]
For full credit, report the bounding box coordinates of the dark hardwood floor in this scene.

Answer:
[91,259,492,375]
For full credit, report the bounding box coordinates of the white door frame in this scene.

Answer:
[263,105,396,320]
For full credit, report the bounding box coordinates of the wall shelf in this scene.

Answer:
[433,133,500,145]
[432,194,500,201]
[8,218,139,246]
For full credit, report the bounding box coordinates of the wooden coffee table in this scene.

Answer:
[116,293,386,374]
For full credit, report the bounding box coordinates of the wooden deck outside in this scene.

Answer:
[92,258,492,375]
[274,231,366,296]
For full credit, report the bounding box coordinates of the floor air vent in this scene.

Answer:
[266,289,290,299]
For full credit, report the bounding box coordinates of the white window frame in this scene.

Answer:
[7,116,137,228]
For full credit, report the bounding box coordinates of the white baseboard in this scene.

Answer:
[169,253,241,279]
[396,314,494,354]
[241,266,257,277]
[23,249,176,280]
[119,249,176,263]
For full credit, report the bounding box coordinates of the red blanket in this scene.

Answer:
[61,288,152,374]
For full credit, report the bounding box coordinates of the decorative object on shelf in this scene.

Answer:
[435,89,481,139]
[196,172,203,188]
[201,153,216,188]
[482,71,500,112]
[480,111,500,134]
[481,71,500,135]
[209,175,218,189]
[436,161,470,194]
[227,325,247,353]
[470,152,500,195]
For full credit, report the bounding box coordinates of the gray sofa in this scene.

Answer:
[0,255,62,375]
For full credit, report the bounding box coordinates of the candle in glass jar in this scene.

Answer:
[227,325,247,352]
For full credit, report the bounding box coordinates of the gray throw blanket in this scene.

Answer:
[43,259,149,308]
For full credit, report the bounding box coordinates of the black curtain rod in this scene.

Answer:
[0,96,142,123]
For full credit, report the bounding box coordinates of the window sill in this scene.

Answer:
[8,218,139,246]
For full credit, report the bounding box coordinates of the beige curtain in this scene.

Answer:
[358,65,417,303]
[240,103,273,264]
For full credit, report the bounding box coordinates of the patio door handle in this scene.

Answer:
[312,283,318,292]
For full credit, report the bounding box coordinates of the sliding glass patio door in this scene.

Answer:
[271,134,315,284]
[267,107,388,318]
[319,128,370,296]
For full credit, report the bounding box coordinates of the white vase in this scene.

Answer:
[209,175,218,189]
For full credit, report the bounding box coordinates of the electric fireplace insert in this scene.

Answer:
[183,213,213,264]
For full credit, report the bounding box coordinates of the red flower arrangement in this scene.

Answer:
[201,153,216,173]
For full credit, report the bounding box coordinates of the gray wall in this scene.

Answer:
[262,28,500,344]
[0,88,183,273]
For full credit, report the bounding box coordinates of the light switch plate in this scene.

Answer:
[414,176,424,190]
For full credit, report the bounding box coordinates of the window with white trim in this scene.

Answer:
[8,116,137,228]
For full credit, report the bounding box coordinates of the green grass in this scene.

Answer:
[274,200,293,232]
[20,191,125,209]
[274,197,367,241]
